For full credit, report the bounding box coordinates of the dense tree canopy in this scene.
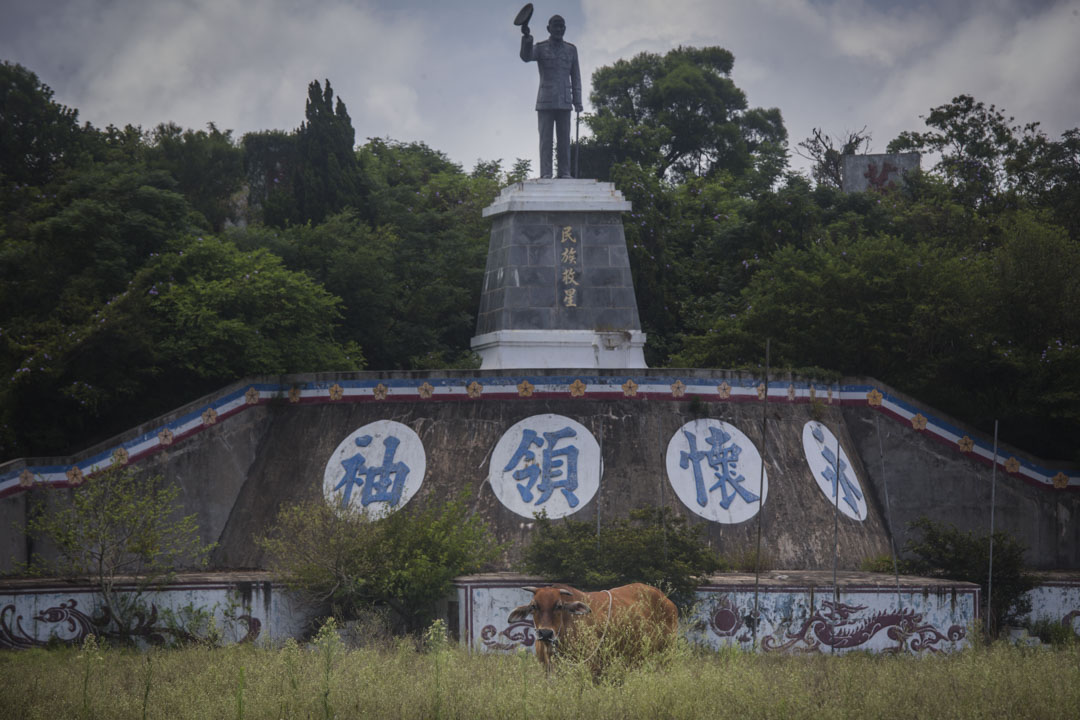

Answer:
[1,57,1078,464]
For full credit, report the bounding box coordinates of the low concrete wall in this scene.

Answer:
[456,571,978,655]
[0,573,312,649]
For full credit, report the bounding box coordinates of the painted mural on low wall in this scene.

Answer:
[1018,579,1080,632]
[323,420,426,516]
[455,577,978,656]
[666,419,768,524]
[488,414,601,519]
[5,374,1073,502]
[0,577,311,650]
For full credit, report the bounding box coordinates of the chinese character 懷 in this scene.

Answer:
[679,427,759,509]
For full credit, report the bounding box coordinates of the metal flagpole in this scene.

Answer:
[751,339,769,648]
[987,420,998,636]
[875,413,903,611]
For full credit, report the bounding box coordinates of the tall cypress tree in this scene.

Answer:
[293,79,364,225]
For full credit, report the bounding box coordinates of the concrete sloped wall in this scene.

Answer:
[213,396,891,570]
[2,370,1077,573]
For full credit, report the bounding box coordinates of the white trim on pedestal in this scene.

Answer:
[482,179,632,217]
[470,330,647,370]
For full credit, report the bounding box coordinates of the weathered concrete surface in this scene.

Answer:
[214,396,890,570]
[844,391,1080,570]
[3,370,1077,574]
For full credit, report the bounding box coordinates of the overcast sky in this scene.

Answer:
[4,0,1079,177]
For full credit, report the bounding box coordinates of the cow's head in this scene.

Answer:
[508,585,591,667]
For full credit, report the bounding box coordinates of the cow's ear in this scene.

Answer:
[565,601,591,616]
[508,605,532,623]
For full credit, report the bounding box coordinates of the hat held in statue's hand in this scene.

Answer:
[514,3,534,26]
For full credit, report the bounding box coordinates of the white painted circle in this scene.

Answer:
[665,419,768,524]
[323,421,426,517]
[489,414,601,519]
[802,421,867,521]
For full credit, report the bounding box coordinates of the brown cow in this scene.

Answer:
[507,583,678,671]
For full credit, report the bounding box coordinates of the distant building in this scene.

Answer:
[841,153,920,193]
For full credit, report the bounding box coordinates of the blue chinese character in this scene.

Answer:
[503,427,580,507]
[812,425,862,514]
[821,445,863,513]
[679,427,760,509]
[335,435,411,509]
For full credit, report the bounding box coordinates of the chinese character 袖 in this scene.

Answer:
[336,435,411,508]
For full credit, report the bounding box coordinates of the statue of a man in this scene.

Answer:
[520,14,582,179]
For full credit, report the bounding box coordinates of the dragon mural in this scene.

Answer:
[760,600,965,653]
[1,599,261,650]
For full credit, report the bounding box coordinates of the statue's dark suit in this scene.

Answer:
[521,34,582,178]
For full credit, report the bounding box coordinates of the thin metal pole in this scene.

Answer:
[987,420,999,635]
[875,413,903,611]
[832,432,841,603]
[752,339,769,648]
[597,420,603,553]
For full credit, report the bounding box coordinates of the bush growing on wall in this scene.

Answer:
[22,467,214,639]
[903,516,1034,635]
[521,507,723,608]
[258,497,502,631]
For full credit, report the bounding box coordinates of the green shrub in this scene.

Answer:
[903,516,1034,635]
[258,497,502,631]
[521,506,722,608]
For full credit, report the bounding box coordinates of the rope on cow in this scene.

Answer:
[562,590,613,670]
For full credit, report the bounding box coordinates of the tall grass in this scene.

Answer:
[1,638,1078,719]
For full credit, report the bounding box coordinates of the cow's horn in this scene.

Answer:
[522,586,540,593]
[559,589,573,597]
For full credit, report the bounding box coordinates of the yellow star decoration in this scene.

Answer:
[570,379,587,398]
[158,428,174,446]
[419,382,434,399]
[867,389,883,407]
[19,469,35,488]
[910,413,928,431]
[622,379,638,397]
[202,408,218,425]
[756,383,767,401]
[288,386,301,403]
[244,387,260,405]
[1052,472,1070,490]
[467,381,483,399]
[787,384,796,401]
[718,382,732,399]
[809,385,817,401]
[958,436,974,453]
[374,383,388,401]
[517,380,534,398]
[1004,457,1020,474]
[112,447,129,466]
[827,388,834,404]
[329,383,344,401]
[671,380,686,398]
[66,466,85,486]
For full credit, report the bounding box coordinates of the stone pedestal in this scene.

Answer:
[471,179,646,369]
